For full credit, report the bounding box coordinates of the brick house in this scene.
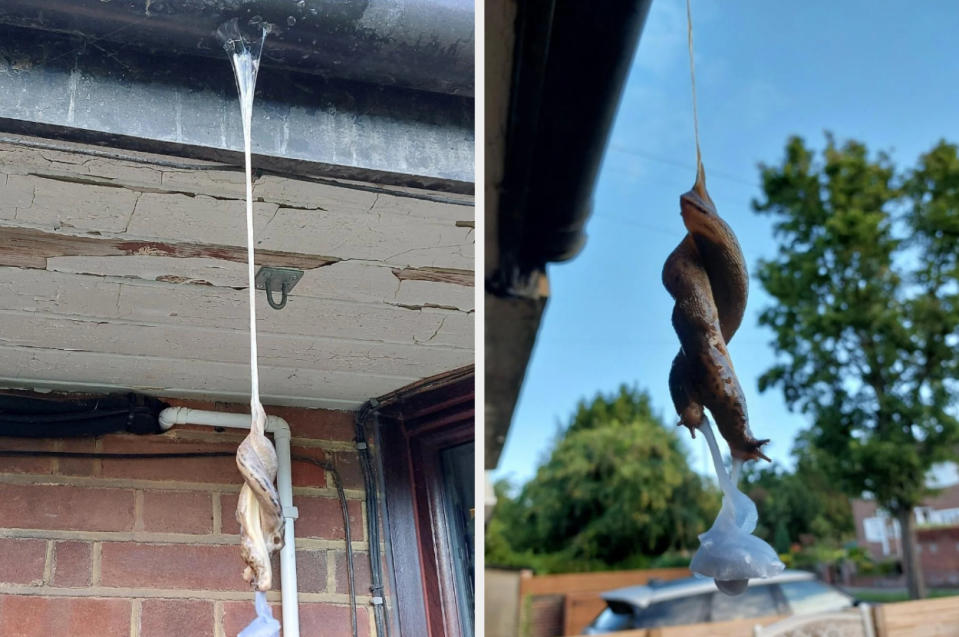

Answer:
[0,2,475,635]
[851,463,959,586]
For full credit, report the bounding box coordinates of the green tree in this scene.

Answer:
[752,135,959,599]
[742,436,853,550]
[486,385,719,572]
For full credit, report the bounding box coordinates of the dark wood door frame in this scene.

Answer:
[376,366,474,637]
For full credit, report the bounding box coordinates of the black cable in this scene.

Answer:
[292,455,358,637]
[355,402,390,637]
[0,448,360,637]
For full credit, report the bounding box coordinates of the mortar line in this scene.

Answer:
[0,582,367,604]
[130,598,142,637]
[326,548,337,594]
[0,528,368,550]
[212,492,223,535]
[51,440,61,475]
[43,540,55,585]
[0,471,364,498]
[133,490,144,532]
[91,542,102,586]
[214,600,226,637]
[93,438,103,477]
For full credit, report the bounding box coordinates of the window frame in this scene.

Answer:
[376,367,475,637]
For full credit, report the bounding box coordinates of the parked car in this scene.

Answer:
[582,569,856,634]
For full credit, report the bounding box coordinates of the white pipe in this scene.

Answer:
[158,406,300,637]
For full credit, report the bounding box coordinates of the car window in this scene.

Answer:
[633,594,709,628]
[710,584,779,622]
[780,580,853,615]
[590,602,634,631]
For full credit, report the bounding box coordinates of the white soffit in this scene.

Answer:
[0,136,475,409]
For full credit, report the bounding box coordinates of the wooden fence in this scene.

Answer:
[559,596,959,637]
[562,615,786,637]
[517,568,689,636]
[872,596,959,636]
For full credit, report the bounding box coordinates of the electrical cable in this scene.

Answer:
[0,448,360,637]
[292,455,358,637]
[354,402,390,637]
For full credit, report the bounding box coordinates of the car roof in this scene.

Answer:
[601,569,816,608]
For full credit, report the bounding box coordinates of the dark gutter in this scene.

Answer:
[490,0,653,294]
[485,0,653,469]
[0,0,474,97]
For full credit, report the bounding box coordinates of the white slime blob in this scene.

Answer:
[689,417,785,596]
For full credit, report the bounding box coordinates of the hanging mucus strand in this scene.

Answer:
[661,0,784,595]
[217,16,284,637]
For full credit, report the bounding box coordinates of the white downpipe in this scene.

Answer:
[158,406,300,637]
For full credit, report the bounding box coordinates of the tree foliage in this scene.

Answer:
[486,385,719,572]
[742,435,854,550]
[753,135,959,596]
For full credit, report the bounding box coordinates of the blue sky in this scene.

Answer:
[493,0,959,485]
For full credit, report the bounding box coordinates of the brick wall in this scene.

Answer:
[917,526,959,587]
[0,397,374,637]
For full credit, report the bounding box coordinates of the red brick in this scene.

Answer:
[329,451,364,490]
[57,438,98,477]
[142,491,213,534]
[334,551,372,596]
[221,493,242,536]
[251,550,333,595]
[222,599,282,637]
[0,483,134,531]
[0,596,130,637]
[290,447,326,488]
[221,493,340,540]
[295,496,364,541]
[140,599,214,637]
[279,407,355,441]
[0,437,55,475]
[289,550,328,594]
[100,542,247,591]
[0,538,47,585]
[300,603,370,637]
[100,434,241,484]
[51,541,92,587]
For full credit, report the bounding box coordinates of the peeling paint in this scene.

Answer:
[391,266,472,287]
[0,139,475,405]
[0,227,340,271]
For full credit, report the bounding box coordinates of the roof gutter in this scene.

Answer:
[484,0,653,469]
[491,0,653,292]
[0,0,474,96]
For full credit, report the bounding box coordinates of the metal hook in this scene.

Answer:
[264,276,288,310]
[255,266,302,310]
